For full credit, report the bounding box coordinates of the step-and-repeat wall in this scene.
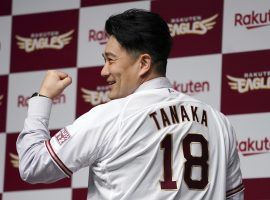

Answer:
[0,0,269,199]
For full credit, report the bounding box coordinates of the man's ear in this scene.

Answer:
[139,54,152,76]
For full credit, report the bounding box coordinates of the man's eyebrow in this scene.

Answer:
[103,52,118,58]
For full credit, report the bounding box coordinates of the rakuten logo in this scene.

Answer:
[81,85,110,106]
[17,93,66,107]
[172,80,210,95]
[235,10,270,29]
[237,137,270,156]
[88,29,109,45]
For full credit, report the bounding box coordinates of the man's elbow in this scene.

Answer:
[19,166,40,184]
[18,158,67,184]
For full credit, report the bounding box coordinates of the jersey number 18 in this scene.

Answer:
[160,133,209,190]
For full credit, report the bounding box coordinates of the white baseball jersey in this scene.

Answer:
[17,77,244,200]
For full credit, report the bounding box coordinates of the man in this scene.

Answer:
[17,9,244,199]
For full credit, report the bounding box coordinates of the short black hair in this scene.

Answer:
[105,9,172,75]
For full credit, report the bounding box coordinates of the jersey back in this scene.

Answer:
[88,88,242,200]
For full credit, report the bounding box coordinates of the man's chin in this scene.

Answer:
[108,92,125,100]
[108,92,117,100]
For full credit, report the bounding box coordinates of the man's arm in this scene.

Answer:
[17,96,68,183]
[16,70,72,183]
[225,116,245,200]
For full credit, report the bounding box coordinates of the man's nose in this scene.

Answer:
[101,62,109,77]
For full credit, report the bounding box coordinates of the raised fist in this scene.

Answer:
[39,70,72,99]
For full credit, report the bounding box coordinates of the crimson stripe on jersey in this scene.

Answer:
[45,140,73,177]
[226,182,245,198]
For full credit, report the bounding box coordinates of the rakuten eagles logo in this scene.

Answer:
[235,10,270,29]
[81,85,110,106]
[168,14,218,37]
[16,30,74,53]
[237,137,270,156]
[227,70,270,93]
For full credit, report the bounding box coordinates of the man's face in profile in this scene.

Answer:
[101,36,142,100]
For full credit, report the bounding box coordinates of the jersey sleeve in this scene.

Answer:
[17,97,67,183]
[46,105,114,176]
[17,96,116,183]
[224,117,245,199]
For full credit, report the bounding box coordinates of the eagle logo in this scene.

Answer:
[169,13,219,36]
[227,75,246,92]
[16,30,74,53]
[200,14,218,33]
[81,87,110,106]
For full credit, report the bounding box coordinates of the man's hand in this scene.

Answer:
[39,70,72,99]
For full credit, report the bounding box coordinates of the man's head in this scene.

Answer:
[101,9,172,100]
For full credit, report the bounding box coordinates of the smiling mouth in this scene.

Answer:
[108,81,116,85]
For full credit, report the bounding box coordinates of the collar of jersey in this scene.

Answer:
[134,77,172,93]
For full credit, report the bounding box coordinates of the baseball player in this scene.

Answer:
[17,9,244,199]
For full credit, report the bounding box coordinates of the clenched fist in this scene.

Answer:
[39,70,72,99]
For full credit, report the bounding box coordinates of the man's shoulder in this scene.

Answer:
[94,97,126,111]
[87,97,127,121]
[177,93,230,123]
